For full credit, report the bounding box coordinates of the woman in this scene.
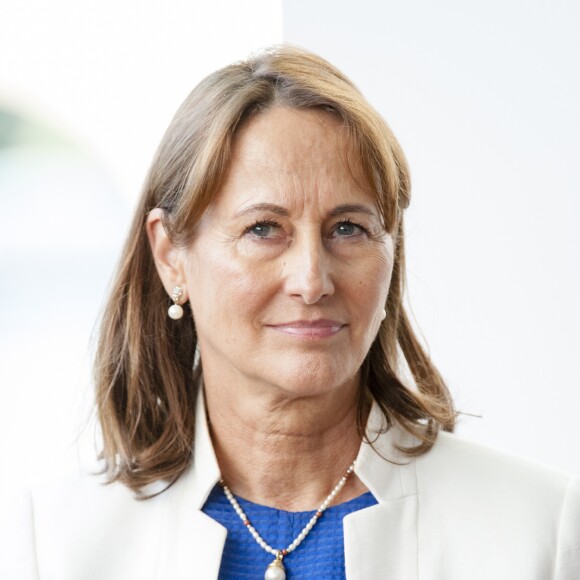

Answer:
[2,46,579,580]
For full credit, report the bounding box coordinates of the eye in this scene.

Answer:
[333,220,367,237]
[251,223,272,237]
[244,220,282,239]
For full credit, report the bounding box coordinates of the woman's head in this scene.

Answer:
[147,105,395,404]
[95,46,455,495]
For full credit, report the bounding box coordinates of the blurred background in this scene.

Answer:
[1,0,578,486]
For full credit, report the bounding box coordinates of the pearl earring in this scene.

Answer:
[381,308,387,321]
[168,286,184,320]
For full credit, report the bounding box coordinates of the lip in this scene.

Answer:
[266,319,346,338]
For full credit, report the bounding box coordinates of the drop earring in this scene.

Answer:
[168,286,184,320]
[381,308,387,321]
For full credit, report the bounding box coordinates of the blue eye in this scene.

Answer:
[335,221,365,237]
[251,223,273,237]
[245,220,282,239]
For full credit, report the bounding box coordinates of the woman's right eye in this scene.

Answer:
[244,221,282,239]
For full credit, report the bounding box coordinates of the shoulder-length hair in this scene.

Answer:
[95,45,456,496]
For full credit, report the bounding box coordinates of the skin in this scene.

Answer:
[147,106,395,510]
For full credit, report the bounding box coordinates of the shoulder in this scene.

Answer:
[0,471,167,580]
[29,469,169,543]
[417,431,575,501]
[412,431,580,574]
[33,469,140,518]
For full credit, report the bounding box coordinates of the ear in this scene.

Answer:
[145,208,188,300]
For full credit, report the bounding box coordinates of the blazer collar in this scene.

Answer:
[161,387,222,510]
[154,388,226,580]
[344,403,419,579]
[353,402,418,501]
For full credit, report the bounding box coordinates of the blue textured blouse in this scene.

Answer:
[202,485,377,579]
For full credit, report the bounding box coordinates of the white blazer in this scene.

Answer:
[1,393,579,580]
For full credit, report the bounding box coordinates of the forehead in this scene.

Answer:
[235,107,347,167]
[215,106,374,211]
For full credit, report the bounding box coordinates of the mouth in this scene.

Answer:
[266,319,346,338]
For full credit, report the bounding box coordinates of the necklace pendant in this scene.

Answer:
[264,553,286,580]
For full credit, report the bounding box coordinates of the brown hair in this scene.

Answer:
[95,45,455,496]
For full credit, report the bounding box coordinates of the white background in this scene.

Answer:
[0,0,283,485]
[284,0,580,472]
[0,0,578,486]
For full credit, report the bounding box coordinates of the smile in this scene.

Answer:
[266,320,346,338]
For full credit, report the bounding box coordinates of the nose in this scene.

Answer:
[283,232,335,304]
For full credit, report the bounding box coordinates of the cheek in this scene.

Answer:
[347,246,394,306]
[186,245,279,326]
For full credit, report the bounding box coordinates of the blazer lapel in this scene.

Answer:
[344,404,419,580]
[344,497,418,579]
[155,388,227,580]
[156,504,226,580]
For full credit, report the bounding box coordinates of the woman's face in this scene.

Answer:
[185,107,394,399]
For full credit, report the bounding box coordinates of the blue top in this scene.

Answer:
[202,484,377,579]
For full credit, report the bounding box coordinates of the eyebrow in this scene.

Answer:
[234,203,290,217]
[234,202,377,218]
[329,204,377,217]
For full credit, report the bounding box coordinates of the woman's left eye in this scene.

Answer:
[250,223,273,237]
[333,221,366,237]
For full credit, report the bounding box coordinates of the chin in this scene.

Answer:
[264,355,359,400]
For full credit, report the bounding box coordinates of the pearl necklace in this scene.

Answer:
[220,460,356,580]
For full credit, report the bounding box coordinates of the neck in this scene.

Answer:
[203,373,370,511]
